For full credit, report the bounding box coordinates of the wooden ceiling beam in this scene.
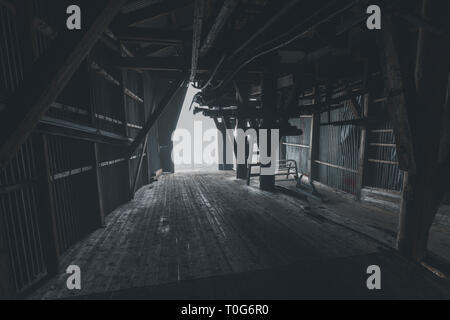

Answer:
[0,0,127,166]
[190,0,206,81]
[199,0,240,57]
[115,27,191,44]
[118,0,193,27]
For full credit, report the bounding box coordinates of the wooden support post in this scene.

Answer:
[223,117,238,159]
[131,134,149,198]
[285,74,300,113]
[214,118,233,171]
[260,68,277,191]
[356,94,369,200]
[86,54,105,227]
[236,117,249,180]
[309,86,321,182]
[119,46,133,201]
[380,1,450,261]
[213,118,225,170]
[0,0,127,167]
[309,114,320,182]
[92,143,105,226]
[379,16,416,173]
[235,81,250,179]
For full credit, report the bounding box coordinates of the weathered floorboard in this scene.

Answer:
[29,172,449,299]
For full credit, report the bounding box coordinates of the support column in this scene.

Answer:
[214,118,233,171]
[309,86,321,182]
[119,46,133,201]
[235,81,250,180]
[236,117,249,179]
[93,143,105,226]
[259,70,277,191]
[356,94,369,200]
[86,55,105,227]
[380,1,450,261]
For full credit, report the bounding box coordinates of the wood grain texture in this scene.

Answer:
[29,172,450,299]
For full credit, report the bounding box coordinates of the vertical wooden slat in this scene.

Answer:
[356,94,369,200]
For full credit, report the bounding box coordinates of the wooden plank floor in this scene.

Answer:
[29,172,450,299]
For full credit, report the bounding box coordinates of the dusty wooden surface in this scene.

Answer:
[29,172,450,299]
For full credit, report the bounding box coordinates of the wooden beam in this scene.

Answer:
[378,16,416,172]
[110,56,266,73]
[118,44,133,201]
[131,134,149,198]
[0,0,127,167]
[356,94,369,200]
[228,0,301,60]
[118,0,193,27]
[309,87,321,181]
[259,66,277,191]
[111,56,187,71]
[190,0,206,81]
[128,73,187,158]
[36,116,131,146]
[392,0,450,262]
[136,44,181,58]
[115,27,191,44]
[199,0,240,57]
[235,81,250,180]
[93,143,106,226]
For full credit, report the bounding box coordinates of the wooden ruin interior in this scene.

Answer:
[0,0,449,299]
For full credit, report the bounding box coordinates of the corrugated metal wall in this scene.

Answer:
[125,69,149,191]
[0,138,47,293]
[0,0,158,296]
[283,86,405,197]
[366,122,404,192]
[316,102,361,195]
[45,135,100,253]
[0,3,48,294]
[285,116,312,175]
